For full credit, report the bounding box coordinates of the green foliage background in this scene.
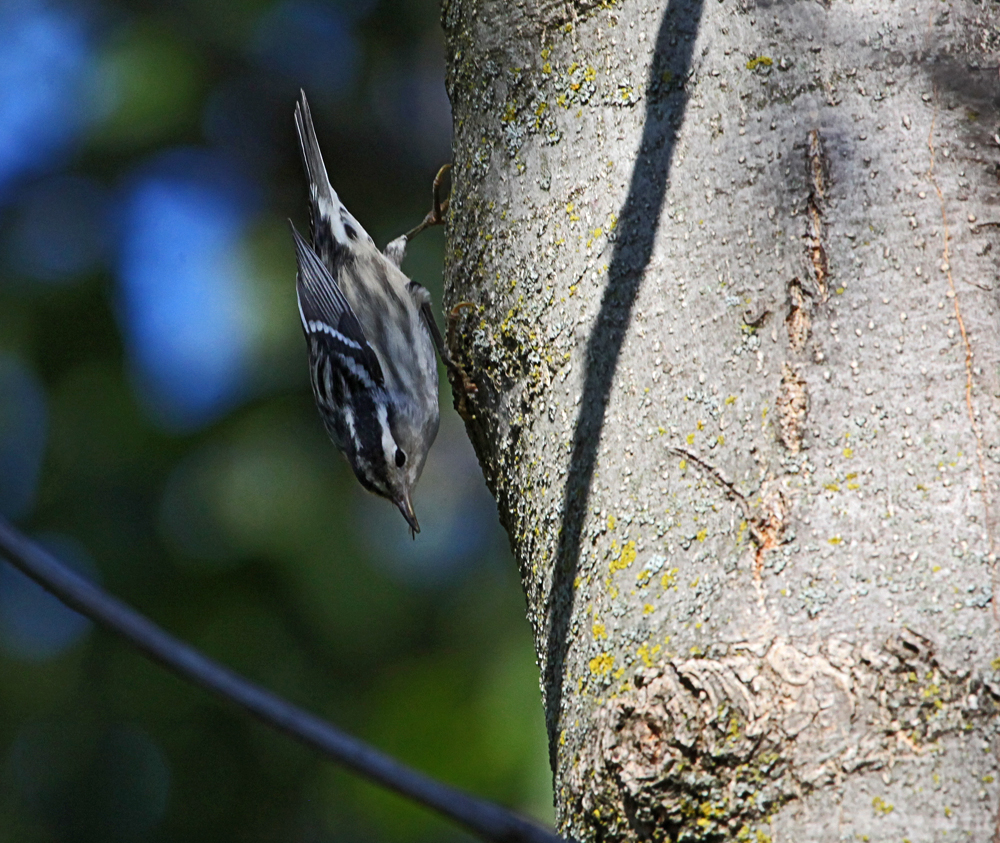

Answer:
[0,1,551,840]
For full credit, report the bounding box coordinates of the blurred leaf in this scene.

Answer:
[89,26,203,149]
[46,361,156,487]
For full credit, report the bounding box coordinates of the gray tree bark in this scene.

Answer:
[441,0,1000,838]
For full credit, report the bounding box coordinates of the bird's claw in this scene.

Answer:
[446,302,478,419]
[404,164,452,242]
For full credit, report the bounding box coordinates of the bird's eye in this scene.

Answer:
[394,448,406,467]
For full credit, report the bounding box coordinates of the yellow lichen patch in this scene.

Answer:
[828,536,842,545]
[592,621,607,640]
[920,681,941,699]
[636,569,652,586]
[696,529,708,542]
[686,433,696,445]
[661,568,679,589]
[871,796,894,815]
[589,653,614,676]
[607,514,616,531]
[696,419,705,430]
[643,603,655,614]
[843,447,854,458]
[746,56,773,70]
[559,729,566,745]
[725,395,737,405]
[610,540,637,572]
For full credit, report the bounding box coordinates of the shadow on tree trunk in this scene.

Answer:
[544,0,707,760]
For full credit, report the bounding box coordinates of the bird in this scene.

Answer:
[291,90,448,536]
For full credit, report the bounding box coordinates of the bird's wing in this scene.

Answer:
[291,223,384,387]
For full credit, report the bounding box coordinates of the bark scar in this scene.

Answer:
[666,448,786,580]
[667,447,750,521]
[751,483,787,581]
[785,277,812,352]
[776,363,809,454]
[805,130,829,301]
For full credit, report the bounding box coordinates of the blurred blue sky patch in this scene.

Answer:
[117,149,259,431]
[0,0,104,204]
[0,532,94,662]
[0,355,47,520]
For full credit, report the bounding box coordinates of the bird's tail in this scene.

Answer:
[294,90,373,252]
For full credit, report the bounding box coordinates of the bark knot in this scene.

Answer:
[564,633,1000,843]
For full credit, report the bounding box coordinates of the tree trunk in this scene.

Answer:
[442,0,1000,838]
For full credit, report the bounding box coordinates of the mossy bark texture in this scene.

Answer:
[441,0,1000,839]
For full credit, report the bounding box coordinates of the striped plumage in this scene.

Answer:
[292,91,439,534]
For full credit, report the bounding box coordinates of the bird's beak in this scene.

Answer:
[395,492,420,537]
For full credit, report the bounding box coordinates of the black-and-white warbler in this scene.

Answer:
[291,91,454,535]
